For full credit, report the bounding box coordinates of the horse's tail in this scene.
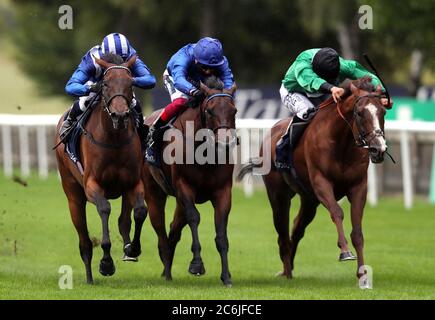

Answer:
[236,157,263,182]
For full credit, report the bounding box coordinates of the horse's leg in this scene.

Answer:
[85,180,115,276]
[289,196,319,272]
[67,189,93,284]
[311,173,354,260]
[57,157,93,284]
[263,171,295,278]
[167,202,187,272]
[211,186,232,287]
[176,182,205,276]
[118,196,133,260]
[124,183,148,261]
[146,191,172,280]
[347,182,368,283]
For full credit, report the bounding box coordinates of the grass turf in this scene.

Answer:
[0,173,435,300]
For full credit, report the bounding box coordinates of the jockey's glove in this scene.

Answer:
[187,89,205,108]
[88,82,102,93]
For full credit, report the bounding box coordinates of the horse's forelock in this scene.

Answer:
[101,53,124,65]
[352,76,376,93]
[204,75,224,91]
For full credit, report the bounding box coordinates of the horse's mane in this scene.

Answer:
[101,53,124,65]
[343,76,376,95]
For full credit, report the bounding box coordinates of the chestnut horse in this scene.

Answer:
[142,78,237,286]
[238,77,392,285]
[55,54,147,284]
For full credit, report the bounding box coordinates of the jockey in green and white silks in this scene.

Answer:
[280,47,386,121]
[275,47,389,170]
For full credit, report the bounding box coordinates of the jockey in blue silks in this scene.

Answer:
[145,37,234,166]
[60,33,156,142]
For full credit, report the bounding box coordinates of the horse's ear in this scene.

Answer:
[225,83,237,96]
[123,54,137,69]
[93,55,112,70]
[200,82,212,95]
[350,83,360,96]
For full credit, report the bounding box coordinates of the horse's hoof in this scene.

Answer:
[188,261,205,276]
[162,272,173,281]
[275,270,292,279]
[122,255,138,262]
[99,258,116,276]
[339,251,357,262]
[124,243,141,259]
[221,276,232,287]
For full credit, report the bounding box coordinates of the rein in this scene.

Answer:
[80,123,136,149]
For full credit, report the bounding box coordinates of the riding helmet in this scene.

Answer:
[312,48,340,81]
[193,37,225,67]
[101,33,131,60]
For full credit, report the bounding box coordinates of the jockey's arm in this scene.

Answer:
[293,62,330,94]
[217,57,235,90]
[171,63,197,96]
[65,53,95,97]
[339,59,385,92]
[130,57,156,90]
[65,69,92,97]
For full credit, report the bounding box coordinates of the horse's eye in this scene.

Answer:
[206,109,215,117]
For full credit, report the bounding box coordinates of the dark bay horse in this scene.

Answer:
[55,54,147,284]
[238,77,392,285]
[142,78,237,286]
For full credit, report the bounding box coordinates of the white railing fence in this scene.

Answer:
[1,114,435,208]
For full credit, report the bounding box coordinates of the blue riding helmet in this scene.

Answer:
[101,33,131,60]
[193,37,225,67]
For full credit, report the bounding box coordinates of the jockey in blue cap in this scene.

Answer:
[145,37,234,166]
[60,33,156,142]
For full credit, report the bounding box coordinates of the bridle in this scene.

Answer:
[321,93,385,149]
[352,94,386,148]
[81,65,136,149]
[201,92,235,133]
[101,66,134,127]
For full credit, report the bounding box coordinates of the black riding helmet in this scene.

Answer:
[312,48,340,83]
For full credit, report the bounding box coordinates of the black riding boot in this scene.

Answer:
[133,101,147,150]
[275,116,304,171]
[145,117,166,167]
[60,100,83,140]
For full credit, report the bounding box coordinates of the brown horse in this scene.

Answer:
[237,77,392,285]
[142,78,237,286]
[55,54,147,284]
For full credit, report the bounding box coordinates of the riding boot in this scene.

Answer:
[60,100,83,140]
[275,116,304,171]
[145,116,167,167]
[133,101,147,150]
